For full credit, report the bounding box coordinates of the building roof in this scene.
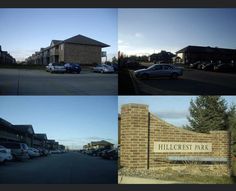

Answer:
[63,34,109,47]
[51,40,63,46]
[176,45,236,54]
[0,118,13,128]
[91,140,114,146]
[13,125,34,135]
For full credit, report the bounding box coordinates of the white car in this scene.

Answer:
[93,64,114,73]
[28,147,40,158]
[0,145,13,163]
[46,63,66,73]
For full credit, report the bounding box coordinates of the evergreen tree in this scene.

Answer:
[185,96,228,133]
[228,104,236,142]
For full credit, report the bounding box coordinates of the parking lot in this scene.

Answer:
[130,68,236,95]
[0,152,117,184]
[0,69,117,95]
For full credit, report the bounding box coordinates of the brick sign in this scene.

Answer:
[120,104,231,176]
[154,142,212,153]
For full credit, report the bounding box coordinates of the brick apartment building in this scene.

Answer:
[0,45,16,64]
[26,34,109,66]
[83,140,114,150]
[175,45,236,65]
[0,117,63,150]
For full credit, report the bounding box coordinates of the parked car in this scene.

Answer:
[0,145,13,164]
[214,63,235,72]
[46,63,66,73]
[28,147,40,158]
[93,64,114,73]
[189,61,201,69]
[99,149,112,157]
[50,150,63,154]
[101,149,118,160]
[201,62,216,71]
[0,142,29,161]
[37,148,49,156]
[64,63,81,73]
[89,148,108,157]
[134,64,183,79]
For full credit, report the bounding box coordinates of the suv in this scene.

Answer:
[0,142,29,161]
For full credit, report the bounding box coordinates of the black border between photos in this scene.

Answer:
[0,0,236,8]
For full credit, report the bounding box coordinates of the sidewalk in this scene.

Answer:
[118,176,182,184]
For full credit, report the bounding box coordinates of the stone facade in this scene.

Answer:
[120,104,232,176]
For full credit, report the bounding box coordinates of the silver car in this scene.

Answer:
[134,64,183,79]
[46,63,66,73]
[93,64,114,73]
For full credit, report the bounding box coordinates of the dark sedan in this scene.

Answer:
[64,63,81,74]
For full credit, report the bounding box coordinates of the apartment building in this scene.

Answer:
[175,45,236,64]
[26,34,109,65]
[0,118,64,150]
[0,45,16,64]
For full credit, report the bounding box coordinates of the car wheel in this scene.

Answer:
[171,73,178,79]
[101,70,104,73]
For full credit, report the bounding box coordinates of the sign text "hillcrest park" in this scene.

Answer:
[154,142,212,153]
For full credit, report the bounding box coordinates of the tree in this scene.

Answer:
[228,104,236,141]
[149,50,175,63]
[185,96,229,133]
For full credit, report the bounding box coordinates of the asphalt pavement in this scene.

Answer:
[130,68,236,95]
[0,152,117,184]
[0,69,117,95]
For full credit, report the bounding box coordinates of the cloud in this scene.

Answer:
[135,33,143,38]
[118,40,124,44]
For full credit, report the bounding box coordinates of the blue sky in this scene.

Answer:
[118,9,236,56]
[119,96,236,127]
[0,8,117,62]
[0,96,118,149]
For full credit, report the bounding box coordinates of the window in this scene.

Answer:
[153,65,162,70]
[163,65,173,70]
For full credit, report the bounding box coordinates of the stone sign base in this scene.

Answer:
[119,164,230,180]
